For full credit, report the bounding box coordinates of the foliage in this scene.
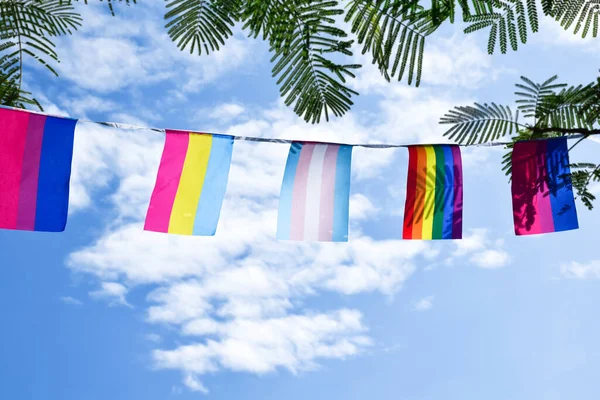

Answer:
[440,73,600,209]
[1,0,599,122]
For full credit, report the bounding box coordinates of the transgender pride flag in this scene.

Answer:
[277,142,352,242]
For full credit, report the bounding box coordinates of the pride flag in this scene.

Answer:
[403,145,463,240]
[144,130,233,236]
[277,142,352,242]
[511,137,578,235]
[0,107,77,232]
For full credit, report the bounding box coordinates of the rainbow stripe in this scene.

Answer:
[512,138,578,235]
[277,142,352,242]
[0,107,76,232]
[144,130,233,236]
[403,145,463,240]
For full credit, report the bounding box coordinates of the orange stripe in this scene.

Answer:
[412,146,427,239]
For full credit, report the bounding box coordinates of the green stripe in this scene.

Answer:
[432,146,446,239]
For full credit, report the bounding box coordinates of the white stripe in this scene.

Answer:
[304,144,327,241]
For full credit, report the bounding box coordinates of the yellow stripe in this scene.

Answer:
[421,146,436,240]
[168,133,212,235]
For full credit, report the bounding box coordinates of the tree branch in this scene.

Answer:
[529,127,600,135]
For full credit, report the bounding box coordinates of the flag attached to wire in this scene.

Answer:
[144,130,233,236]
[0,107,77,232]
[403,145,463,240]
[512,138,578,235]
[277,142,352,242]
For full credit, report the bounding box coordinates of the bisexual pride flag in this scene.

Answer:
[511,137,578,235]
[0,107,77,232]
[144,130,234,236]
[403,145,463,240]
[277,142,352,242]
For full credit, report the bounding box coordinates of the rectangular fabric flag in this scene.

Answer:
[0,107,77,232]
[277,142,352,242]
[403,145,463,240]
[511,137,578,235]
[144,130,233,236]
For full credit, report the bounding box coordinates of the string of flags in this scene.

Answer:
[0,106,584,241]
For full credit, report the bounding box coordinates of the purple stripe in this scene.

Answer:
[451,146,463,239]
[16,114,46,230]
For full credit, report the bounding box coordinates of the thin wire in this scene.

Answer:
[0,104,594,148]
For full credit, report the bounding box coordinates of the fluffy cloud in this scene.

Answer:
[89,282,131,307]
[413,296,434,312]
[55,3,255,94]
[560,260,600,280]
[450,229,511,269]
[154,309,370,389]
[59,296,84,306]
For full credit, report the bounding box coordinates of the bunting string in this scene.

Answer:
[3,104,595,148]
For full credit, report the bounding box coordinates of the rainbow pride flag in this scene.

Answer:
[403,145,463,240]
[0,107,77,232]
[277,142,352,242]
[144,130,233,236]
[512,138,578,235]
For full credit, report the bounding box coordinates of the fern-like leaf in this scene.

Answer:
[440,102,520,144]
[164,0,240,55]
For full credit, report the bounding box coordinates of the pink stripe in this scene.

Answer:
[513,142,542,235]
[144,130,189,233]
[0,109,30,229]
[289,144,315,240]
[16,114,46,230]
[318,145,339,241]
[535,141,554,233]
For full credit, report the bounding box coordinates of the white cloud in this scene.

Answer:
[561,260,600,280]
[413,296,434,312]
[55,3,256,95]
[184,375,209,394]
[450,229,510,269]
[453,228,488,257]
[59,296,84,306]
[349,194,379,221]
[154,310,370,383]
[145,333,162,343]
[470,249,510,269]
[208,103,246,122]
[89,282,131,307]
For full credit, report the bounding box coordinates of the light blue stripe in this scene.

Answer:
[332,145,352,242]
[192,135,234,236]
[441,146,455,239]
[277,143,303,240]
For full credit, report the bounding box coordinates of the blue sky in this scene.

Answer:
[2,2,600,399]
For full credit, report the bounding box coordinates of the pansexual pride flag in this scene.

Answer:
[277,142,352,242]
[0,107,76,232]
[403,145,463,240]
[512,137,578,235]
[144,130,233,236]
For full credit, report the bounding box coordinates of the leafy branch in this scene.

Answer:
[440,73,600,210]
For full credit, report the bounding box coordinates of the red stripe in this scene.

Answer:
[403,147,418,239]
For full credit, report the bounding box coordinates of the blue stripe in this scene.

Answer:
[546,138,578,232]
[34,116,77,232]
[276,142,303,240]
[193,135,234,235]
[441,146,455,239]
[332,145,352,242]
